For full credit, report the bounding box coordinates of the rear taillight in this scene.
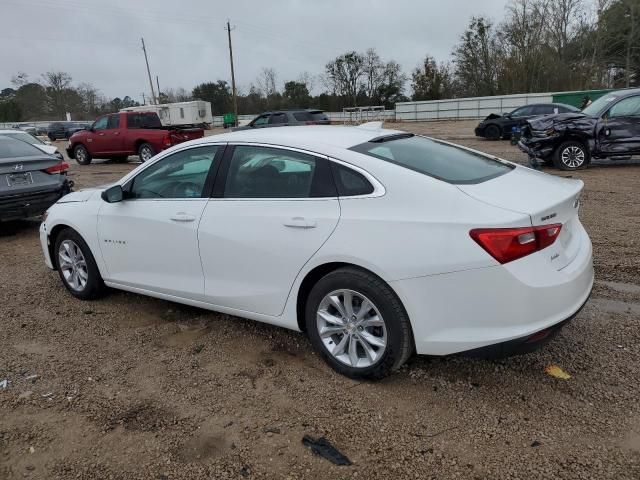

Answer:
[164,134,172,147]
[469,224,562,264]
[44,161,70,174]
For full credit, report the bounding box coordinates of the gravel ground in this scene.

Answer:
[1,121,639,479]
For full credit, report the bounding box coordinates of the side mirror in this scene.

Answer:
[101,185,123,203]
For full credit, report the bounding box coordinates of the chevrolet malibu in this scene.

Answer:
[40,125,594,379]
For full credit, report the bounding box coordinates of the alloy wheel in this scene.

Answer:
[316,289,387,368]
[58,239,89,291]
[140,146,153,162]
[76,148,86,163]
[561,146,585,168]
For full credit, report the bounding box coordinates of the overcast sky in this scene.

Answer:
[2,0,509,101]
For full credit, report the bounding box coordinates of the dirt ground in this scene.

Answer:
[1,120,639,479]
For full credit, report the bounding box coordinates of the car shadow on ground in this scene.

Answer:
[0,219,40,237]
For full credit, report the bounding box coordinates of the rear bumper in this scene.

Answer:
[391,223,594,356]
[0,182,71,221]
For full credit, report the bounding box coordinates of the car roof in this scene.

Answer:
[191,125,401,151]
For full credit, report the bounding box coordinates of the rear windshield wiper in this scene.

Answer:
[368,133,415,143]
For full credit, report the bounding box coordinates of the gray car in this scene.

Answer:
[233,109,330,131]
[0,136,72,221]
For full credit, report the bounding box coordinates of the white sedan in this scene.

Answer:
[40,125,593,379]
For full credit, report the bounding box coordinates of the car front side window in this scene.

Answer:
[608,96,640,118]
[128,146,219,199]
[252,115,269,126]
[93,117,108,131]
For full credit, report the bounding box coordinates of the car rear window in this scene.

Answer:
[127,113,162,129]
[350,134,513,184]
[0,137,44,158]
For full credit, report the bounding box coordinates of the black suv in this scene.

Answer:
[519,89,640,170]
[47,122,90,141]
[475,103,579,140]
[233,109,330,131]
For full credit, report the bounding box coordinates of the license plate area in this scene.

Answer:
[6,172,33,187]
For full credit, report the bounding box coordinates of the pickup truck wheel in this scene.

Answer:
[554,141,590,170]
[138,143,155,162]
[74,145,92,165]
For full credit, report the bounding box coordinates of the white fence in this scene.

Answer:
[395,92,554,122]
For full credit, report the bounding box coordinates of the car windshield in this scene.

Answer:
[582,95,619,116]
[350,134,513,184]
[0,137,45,158]
[0,132,44,145]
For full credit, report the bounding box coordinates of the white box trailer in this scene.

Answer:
[121,101,213,127]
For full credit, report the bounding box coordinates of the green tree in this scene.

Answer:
[283,81,310,107]
[192,81,231,114]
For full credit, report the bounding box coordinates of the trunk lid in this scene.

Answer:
[457,166,583,270]
[0,154,61,174]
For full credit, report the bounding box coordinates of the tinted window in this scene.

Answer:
[252,115,269,126]
[532,105,556,115]
[293,112,312,121]
[107,115,120,129]
[351,135,513,184]
[93,117,108,131]
[609,96,640,117]
[0,132,43,145]
[331,163,374,196]
[129,146,218,199]
[128,113,162,129]
[0,137,44,158]
[269,113,287,124]
[224,146,333,198]
[511,106,534,117]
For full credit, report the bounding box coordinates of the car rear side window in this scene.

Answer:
[269,113,287,124]
[350,135,513,184]
[128,113,162,129]
[224,146,335,198]
[293,112,312,122]
[330,163,374,196]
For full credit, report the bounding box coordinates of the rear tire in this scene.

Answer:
[74,144,92,165]
[138,143,155,162]
[305,267,413,380]
[54,228,106,300]
[484,124,501,140]
[553,141,590,170]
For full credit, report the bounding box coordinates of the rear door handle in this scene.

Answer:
[283,217,316,229]
[170,212,196,222]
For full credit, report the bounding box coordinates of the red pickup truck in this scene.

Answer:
[66,111,204,165]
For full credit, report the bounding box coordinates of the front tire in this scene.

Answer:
[484,124,501,140]
[138,143,155,162]
[553,141,590,170]
[305,268,413,380]
[74,144,92,165]
[54,228,106,300]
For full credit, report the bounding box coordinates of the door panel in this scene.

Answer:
[97,145,221,298]
[198,144,340,316]
[198,198,339,315]
[598,96,640,155]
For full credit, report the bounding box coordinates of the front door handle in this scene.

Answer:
[283,217,316,229]
[170,212,196,222]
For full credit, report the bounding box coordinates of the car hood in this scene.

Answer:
[57,187,102,203]
[527,112,588,130]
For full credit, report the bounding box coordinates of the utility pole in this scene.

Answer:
[142,92,146,105]
[141,37,157,105]
[156,76,161,103]
[225,20,238,125]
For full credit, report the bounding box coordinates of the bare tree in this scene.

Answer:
[325,51,365,105]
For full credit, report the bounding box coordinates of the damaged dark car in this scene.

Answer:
[475,103,579,140]
[519,89,640,170]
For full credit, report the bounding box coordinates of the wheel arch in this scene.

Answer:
[294,261,411,337]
